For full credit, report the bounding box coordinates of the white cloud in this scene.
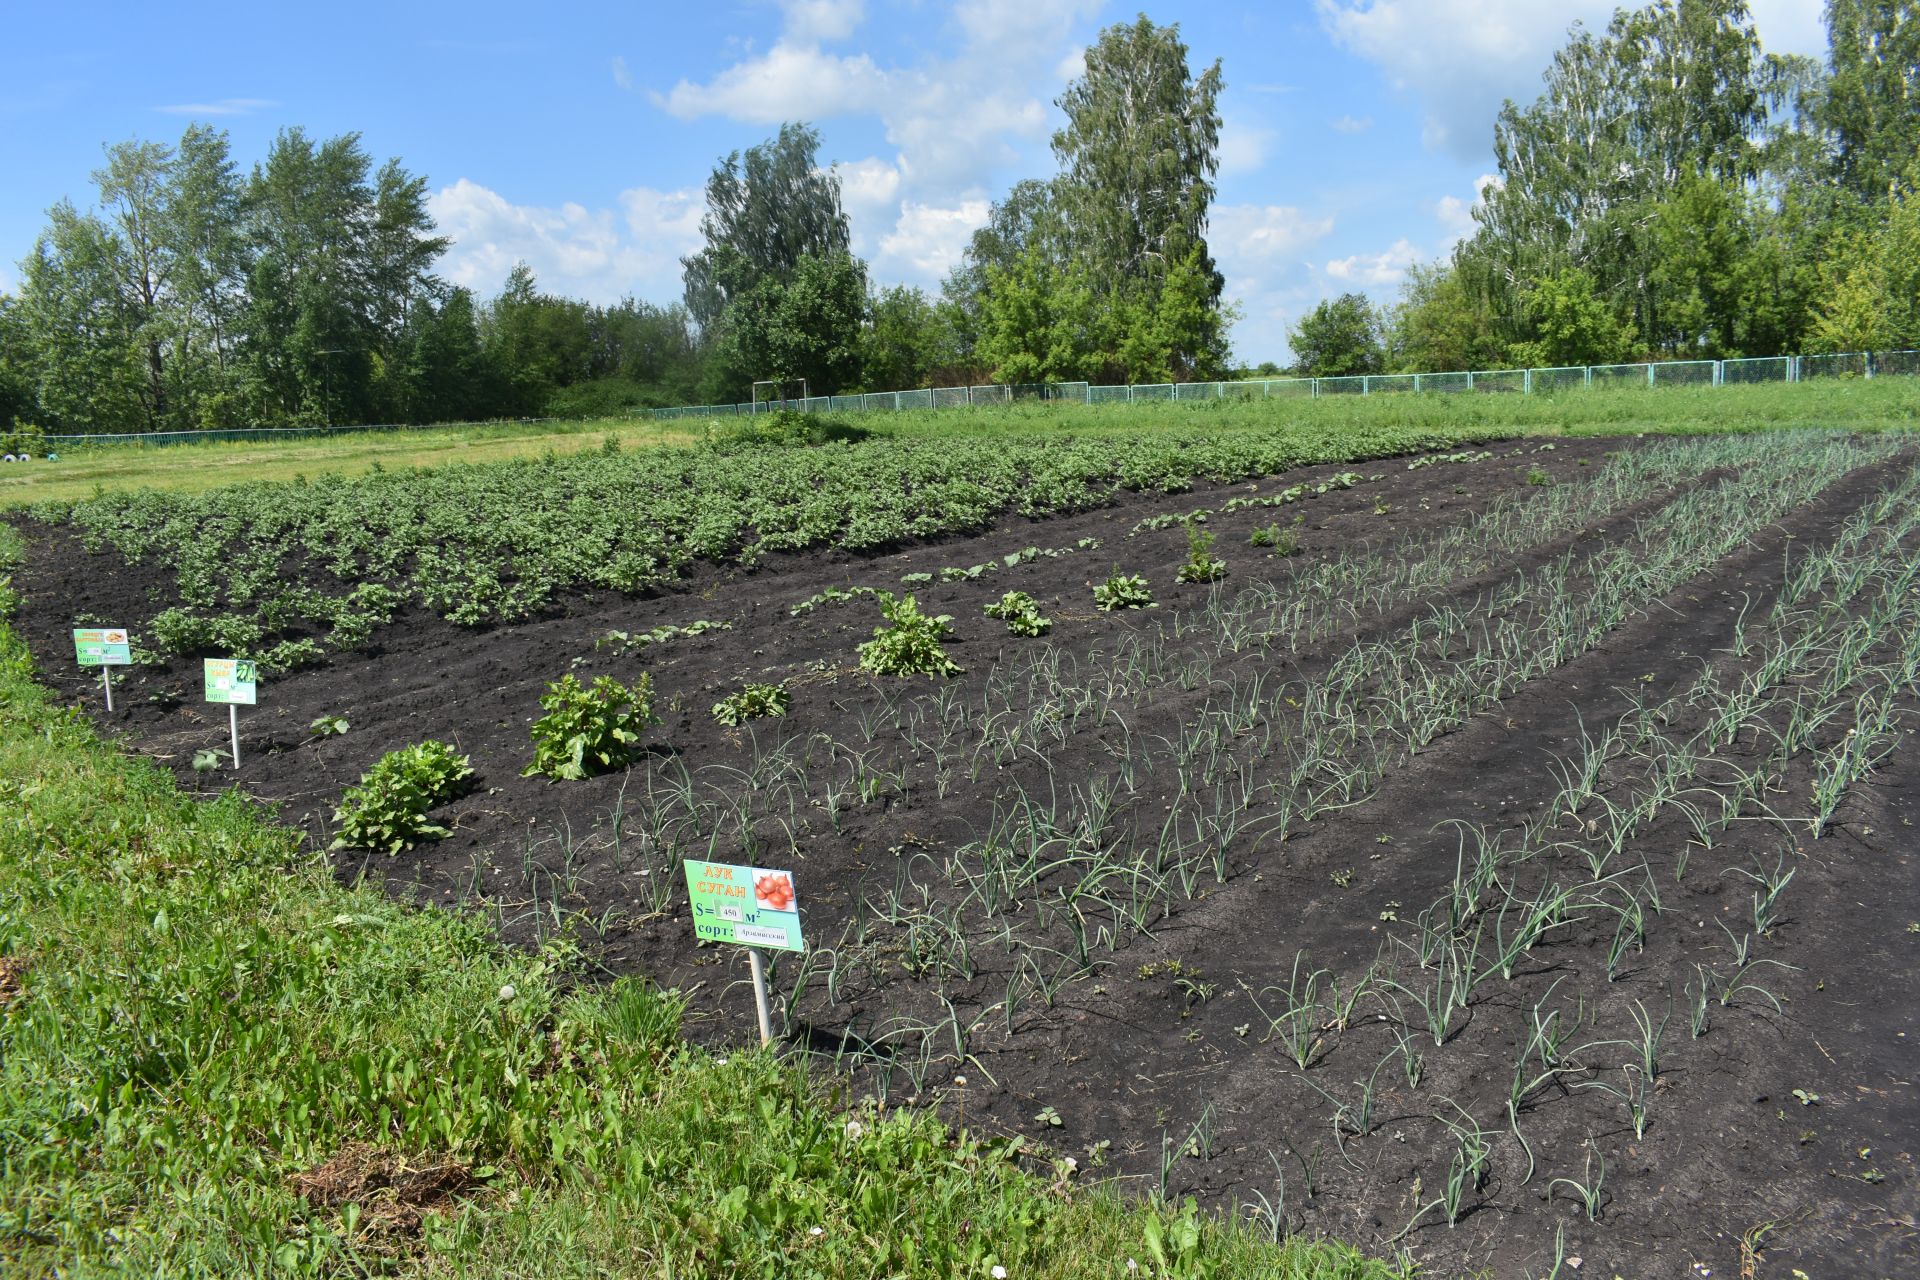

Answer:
[1317,0,1610,159]
[658,0,1098,210]
[1320,0,1830,160]
[611,55,633,91]
[1212,206,1338,365]
[428,177,703,305]
[1212,204,1337,263]
[657,45,891,123]
[781,0,866,43]
[0,264,14,295]
[877,200,991,279]
[155,97,277,116]
[1325,237,1423,287]
[1435,172,1500,243]
[1330,114,1372,134]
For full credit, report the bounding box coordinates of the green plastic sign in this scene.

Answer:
[683,861,804,951]
[204,658,259,706]
[73,627,131,666]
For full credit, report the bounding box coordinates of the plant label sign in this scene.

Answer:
[683,861,804,952]
[204,658,259,705]
[73,628,132,666]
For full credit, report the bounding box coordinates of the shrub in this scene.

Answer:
[1093,571,1155,611]
[707,409,870,451]
[331,740,475,854]
[712,682,792,726]
[525,673,659,779]
[0,423,46,458]
[985,590,1052,637]
[1175,526,1227,583]
[858,593,961,677]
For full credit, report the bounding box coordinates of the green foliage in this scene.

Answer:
[308,713,349,736]
[0,422,45,457]
[712,682,792,726]
[857,593,961,677]
[1250,523,1300,555]
[1175,525,1227,583]
[1508,269,1639,368]
[1094,570,1155,610]
[985,590,1052,636]
[148,607,264,658]
[706,409,869,450]
[1289,293,1385,376]
[331,739,474,853]
[524,673,659,780]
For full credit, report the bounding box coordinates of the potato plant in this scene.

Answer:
[857,593,961,677]
[985,591,1052,637]
[1094,571,1155,610]
[712,682,792,726]
[525,673,659,780]
[331,740,475,853]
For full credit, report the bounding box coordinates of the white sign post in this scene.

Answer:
[204,659,259,767]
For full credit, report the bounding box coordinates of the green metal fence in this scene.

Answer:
[36,347,1920,449]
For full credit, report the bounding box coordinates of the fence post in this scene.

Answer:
[1523,369,1533,395]
[1646,364,1655,388]
[1712,360,1723,387]
[1414,373,1422,393]
[1362,376,1370,395]
[1585,366,1592,388]
[1467,371,1474,391]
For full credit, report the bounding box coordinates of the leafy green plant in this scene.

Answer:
[985,590,1052,636]
[1175,526,1227,583]
[712,682,791,726]
[1094,570,1155,610]
[1526,467,1553,486]
[857,593,961,677]
[524,673,659,780]
[309,713,349,737]
[1248,523,1300,554]
[331,740,475,853]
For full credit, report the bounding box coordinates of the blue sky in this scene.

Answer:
[0,0,1829,363]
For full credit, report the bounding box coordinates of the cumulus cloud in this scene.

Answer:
[1212,204,1337,263]
[657,45,891,123]
[155,97,277,116]
[1435,172,1501,243]
[1319,0,1830,160]
[611,55,633,91]
[1325,237,1423,287]
[428,177,704,305]
[0,264,15,295]
[878,200,992,279]
[1211,205,1339,366]
[1330,114,1372,134]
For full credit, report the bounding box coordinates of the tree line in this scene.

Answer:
[1288,0,1920,377]
[2,3,1915,433]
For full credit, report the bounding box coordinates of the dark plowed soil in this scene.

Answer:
[10,432,1917,1278]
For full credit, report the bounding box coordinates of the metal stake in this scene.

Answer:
[102,667,113,712]
[229,703,241,768]
[748,947,773,1046]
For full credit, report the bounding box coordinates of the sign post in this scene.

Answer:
[203,658,258,767]
[72,628,132,710]
[683,860,803,1046]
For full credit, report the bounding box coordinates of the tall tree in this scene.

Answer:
[1053,16,1223,304]
[1819,0,1920,202]
[681,123,851,332]
[1475,0,1781,344]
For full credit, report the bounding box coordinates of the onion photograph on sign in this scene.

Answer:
[683,860,804,952]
